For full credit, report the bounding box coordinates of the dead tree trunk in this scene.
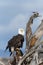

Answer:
[26,12,40,51]
[18,40,43,65]
[18,20,43,65]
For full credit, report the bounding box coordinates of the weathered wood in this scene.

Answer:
[18,39,43,65]
[18,20,43,65]
[28,20,43,48]
[26,12,40,51]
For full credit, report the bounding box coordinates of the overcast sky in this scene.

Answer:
[0,0,43,50]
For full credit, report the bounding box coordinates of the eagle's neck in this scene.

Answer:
[18,34,23,37]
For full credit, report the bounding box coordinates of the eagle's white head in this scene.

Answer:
[18,28,25,36]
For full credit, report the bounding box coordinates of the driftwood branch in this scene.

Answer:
[18,21,43,65]
[18,40,43,65]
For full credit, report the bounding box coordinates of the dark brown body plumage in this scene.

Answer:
[5,34,24,56]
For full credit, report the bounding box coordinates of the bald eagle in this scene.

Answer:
[5,28,24,56]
